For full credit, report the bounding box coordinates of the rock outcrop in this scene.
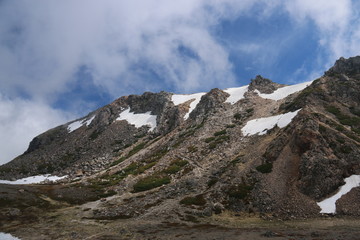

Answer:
[1,56,360,224]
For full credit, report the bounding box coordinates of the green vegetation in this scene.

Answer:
[325,105,360,127]
[110,156,126,167]
[234,113,242,120]
[145,148,169,163]
[318,124,327,133]
[246,108,254,113]
[180,195,206,206]
[187,145,198,153]
[228,184,253,199]
[209,142,217,149]
[340,145,352,154]
[204,137,215,143]
[163,159,188,174]
[350,106,360,116]
[214,129,227,136]
[208,134,230,150]
[255,162,273,173]
[230,155,244,165]
[207,178,218,187]
[89,130,102,140]
[179,129,196,138]
[226,124,236,128]
[127,142,147,157]
[136,162,157,174]
[132,175,170,192]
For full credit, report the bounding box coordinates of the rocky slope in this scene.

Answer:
[1,56,360,234]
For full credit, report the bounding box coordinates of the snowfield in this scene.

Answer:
[317,175,360,214]
[256,80,313,100]
[68,115,95,132]
[117,108,157,131]
[171,92,206,119]
[0,233,20,240]
[224,85,249,104]
[0,174,67,185]
[241,109,301,136]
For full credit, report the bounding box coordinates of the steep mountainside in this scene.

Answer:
[1,56,360,231]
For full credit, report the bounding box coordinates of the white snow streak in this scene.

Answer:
[0,174,67,185]
[67,115,95,133]
[317,175,360,214]
[224,85,249,104]
[171,92,206,119]
[241,109,301,136]
[256,81,313,101]
[117,108,157,131]
[0,233,21,240]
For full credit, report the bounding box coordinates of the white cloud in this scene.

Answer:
[0,95,72,165]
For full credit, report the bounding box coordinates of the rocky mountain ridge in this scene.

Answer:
[1,56,360,232]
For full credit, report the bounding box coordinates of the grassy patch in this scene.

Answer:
[226,124,236,128]
[234,113,242,120]
[246,108,254,113]
[89,130,102,140]
[163,159,188,174]
[110,156,126,167]
[132,175,170,192]
[208,134,230,149]
[209,142,217,149]
[207,178,218,187]
[187,146,198,153]
[228,184,253,199]
[340,146,352,154]
[214,129,227,136]
[318,125,327,133]
[326,105,360,127]
[255,162,273,173]
[127,142,147,157]
[204,137,215,143]
[180,195,206,206]
[230,155,244,165]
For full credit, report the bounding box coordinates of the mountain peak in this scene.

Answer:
[248,75,285,94]
[325,56,360,76]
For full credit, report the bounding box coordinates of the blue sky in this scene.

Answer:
[0,0,360,164]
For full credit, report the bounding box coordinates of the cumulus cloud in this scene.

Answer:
[0,95,72,165]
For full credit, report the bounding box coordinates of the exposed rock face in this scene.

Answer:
[189,88,229,123]
[1,56,360,222]
[325,56,360,76]
[248,75,285,94]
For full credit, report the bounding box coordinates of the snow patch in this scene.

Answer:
[224,85,248,104]
[317,175,360,214]
[68,115,95,133]
[0,174,67,185]
[117,108,157,131]
[256,81,313,101]
[171,92,206,120]
[241,109,301,136]
[0,233,21,240]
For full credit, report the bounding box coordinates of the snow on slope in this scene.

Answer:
[242,109,301,136]
[256,80,313,100]
[0,233,21,240]
[68,115,95,133]
[0,174,67,185]
[224,85,248,104]
[171,92,206,120]
[317,175,360,214]
[117,108,157,131]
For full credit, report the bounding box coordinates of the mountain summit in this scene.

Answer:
[1,56,360,238]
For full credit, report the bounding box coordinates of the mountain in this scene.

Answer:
[1,56,360,239]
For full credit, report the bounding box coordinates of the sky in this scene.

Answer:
[0,0,360,165]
